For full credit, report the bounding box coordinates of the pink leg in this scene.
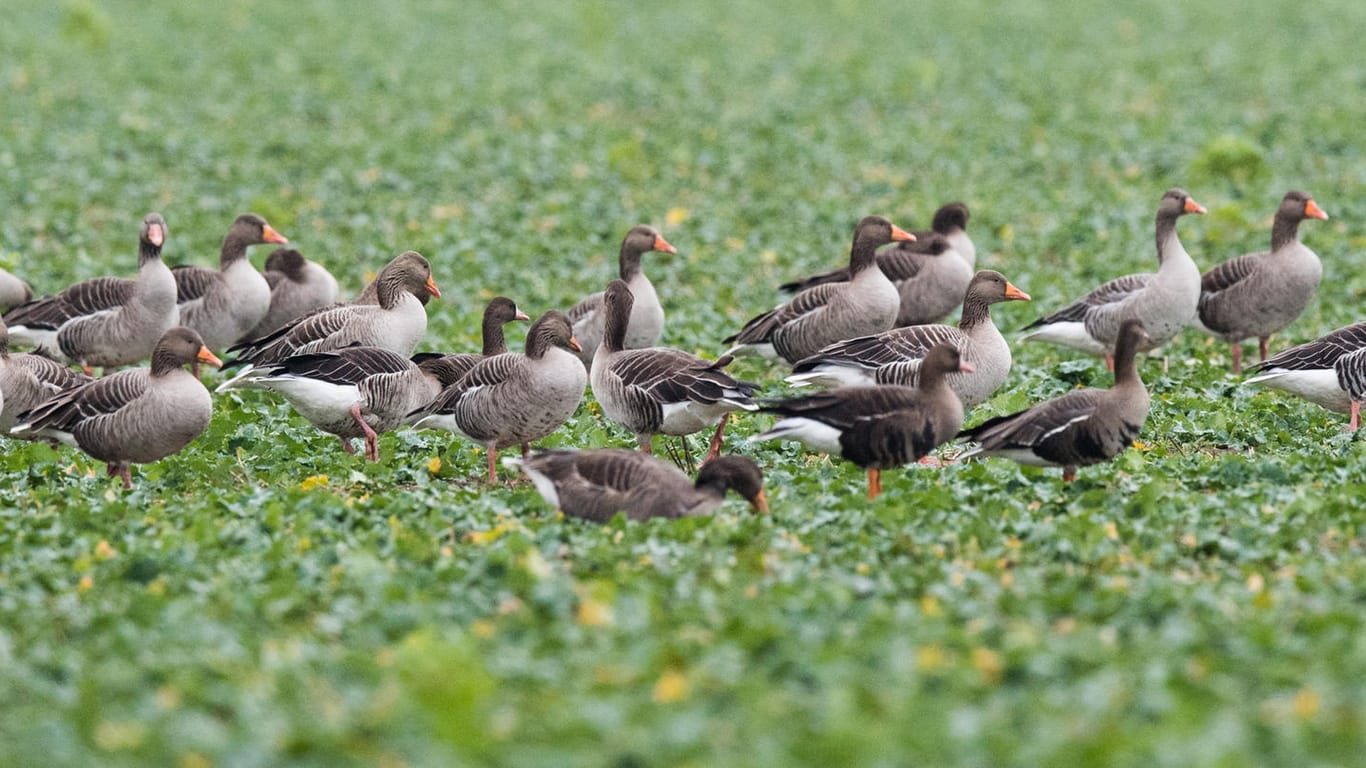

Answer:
[637,434,653,454]
[1062,466,1078,483]
[866,468,881,500]
[486,445,499,485]
[348,404,380,461]
[704,413,730,462]
[1231,344,1242,374]
[522,442,531,460]
[1351,401,1360,432]
[1105,354,1114,372]
[1259,336,1271,362]
[917,455,943,468]
[339,437,356,455]
[118,464,132,489]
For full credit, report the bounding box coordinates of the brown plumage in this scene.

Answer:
[173,214,289,350]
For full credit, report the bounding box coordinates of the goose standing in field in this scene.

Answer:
[1021,189,1205,368]
[780,202,978,326]
[508,450,767,522]
[591,280,759,460]
[218,251,439,389]
[959,319,1152,482]
[754,345,972,499]
[244,248,341,340]
[567,225,677,367]
[1245,321,1366,429]
[3,213,177,371]
[173,213,289,350]
[725,216,914,363]
[0,318,92,433]
[1193,190,1330,372]
[10,327,221,488]
[787,270,1030,407]
[411,310,587,484]
[0,268,31,312]
[410,296,530,384]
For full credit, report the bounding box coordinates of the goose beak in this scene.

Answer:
[1004,282,1031,301]
[568,336,583,353]
[197,347,224,369]
[890,224,916,242]
[654,235,678,254]
[147,224,164,247]
[262,224,289,244]
[425,276,442,299]
[959,360,976,374]
[514,309,531,321]
[1305,199,1329,220]
[1184,198,1207,215]
[751,490,769,514]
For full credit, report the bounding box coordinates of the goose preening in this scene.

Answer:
[10,327,221,488]
[410,311,587,484]
[1193,190,1329,372]
[754,345,972,499]
[1245,321,1366,429]
[0,268,31,312]
[959,319,1153,482]
[780,202,977,326]
[0,317,92,433]
[1021,189,1205,368]
[787,270,1030,407]
[245,248,341,340]
[508,450,767,522]
[410,297,530,384]
[173,213,289,350]
[3,213,177,371]
[591,279,758,460]
[725,216,914,363]
[567,225,676,367]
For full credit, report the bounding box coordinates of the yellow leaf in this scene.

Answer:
[916,645,947,672]
[920,595,942,617]
[78,575,94,591]
[471,619,496,639]
[300,474,329,491]
[1293,687,1321,720]
[1104,521,1119,540]
[426,456,442,475]
[665,207,689,227]
[652,669,690,703]
[972,647,1004,684]
[94,539,118,560]
[576,596,615,627]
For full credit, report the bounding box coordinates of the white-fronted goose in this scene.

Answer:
[787,270,1030,406]
[780,202,977,326]
[509,450,767,522]
[960,319,1153,482]
[410,297,530,385]
[410,311,587,484]
[725,216,914,363]
[1193,190,1330,372]
[245,248,341,340]
[10,327,221,488]
[567,225,676,366]
[591,280,758,459]
[0,317,92,433]
[0,268,31,312]
[173,213,289,350]
[1021,189,1205,368]
[754,345,972,498]
[217,251,439,390]
[1245,321,1366,428]
[4,214,177,371]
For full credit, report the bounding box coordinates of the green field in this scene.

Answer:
[4,1,1366,765]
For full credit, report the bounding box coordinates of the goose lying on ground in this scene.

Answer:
[245,248,341,340]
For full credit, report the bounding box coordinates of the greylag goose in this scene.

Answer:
[591,279,759,460]
[754,344,972,499]
[725,216,914,363]
[508,450,767,522]
[0,317,92,433]
[787,270,1030,406]
[960,319,1152,482]
[244,248,341,340]
[218,345,442,460]
[1245,321,1366,429]
[567,225,676,366]
[410,297,530,384]
[217,251,439,390]
[1021,189,1205,368]
[10,327,221,488]
[0,268,30,312]
[780,202,977,326]
[1193,190,1330,372]
[173,213,289,350]
[3,213,177,371]
[410,311,587,484]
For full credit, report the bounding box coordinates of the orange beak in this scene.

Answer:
[1004,282,1031,301]
[197,346,224,368]
[653,235,678,254]
[262,224,289,244]
[425,276,442,299]
[959,360,976,374]
[147,224,164,247]
[890,224,916,242]
[514,309,531,321]
[1305,199,1329,220]
[568,336,583,353]
[751,490,769,514]
[1184,198,1207,215]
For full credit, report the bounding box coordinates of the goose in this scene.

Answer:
[217,251,439,390]
[0,268,31,312]
[3,213,177,371]
[959,319,1152,482]
[1193,190,1330,372]
[173,213,289,350]
[591,279,758,460]
[10,327,221,488]
[725,216,914,363]
[780,202,978,326]
[787,270,1030,407]
[1245,321,1366,429]
[567,225,676,366]
[411,311,587,484]
[508,450,767,522]
[409,296,530,384]
[0,317,92,433]
[1021,189,1205,368]
[244,247,341,340]
[753,344,972,499]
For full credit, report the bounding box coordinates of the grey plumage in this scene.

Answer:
[0,318,92,433]
[410,297,530,385]
[245,248,341,340]
[174,213,290,350]
[567,225,677,367]
[1245,321,1366,424]
[0,268,30,312]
